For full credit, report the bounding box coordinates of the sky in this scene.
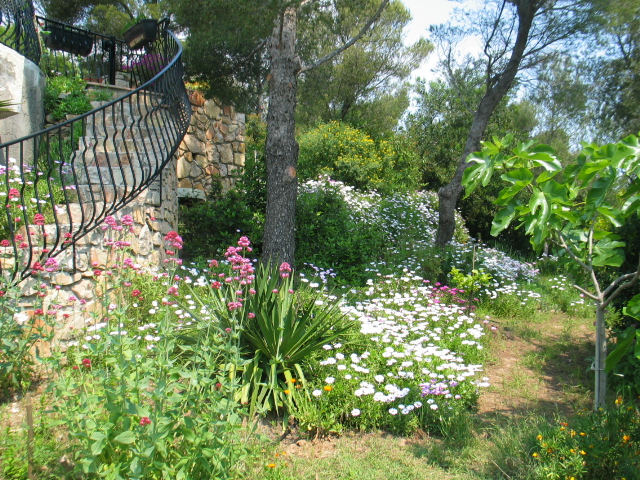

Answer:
[400,0,481,82]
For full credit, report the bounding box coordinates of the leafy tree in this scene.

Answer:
[463,134,640,408]
[296,0,431,138]
[406,68,536,246]
[588,0,640,140]
[432,0,590,247]
[526,53,593,158]
[39,0,170,37]
[173,0,391,266]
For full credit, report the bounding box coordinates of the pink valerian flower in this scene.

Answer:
[139,416,152,426]
[82,358,91,368]
[164,231,183,249]
[131,289,142,297]
[31,261,44,273]
[279,262,292,278]
[0,239,10,247]
[33,213,45,225]
[248,312,256,319]
[19,242,28,249]
[211,281,222,289]
[227,301,243,311]
[44,257,60,272]
[238,236,251,247]
[8,188,20,200]
[167,286,179,296]
[121,215,134,226]
[209,259,219,268]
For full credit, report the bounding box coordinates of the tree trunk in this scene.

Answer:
[594,303,607,409]
[435,0,537,246]
[262,7,301,266]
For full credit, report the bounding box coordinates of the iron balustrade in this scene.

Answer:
[0,0,41,65]
[0,15,191,282]
[36,16,129,86]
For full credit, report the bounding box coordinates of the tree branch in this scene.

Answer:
[299,0,390,74]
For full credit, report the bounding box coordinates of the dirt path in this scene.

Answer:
[477,313,594,419]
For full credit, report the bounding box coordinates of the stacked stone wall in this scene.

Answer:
[176,92,246,197]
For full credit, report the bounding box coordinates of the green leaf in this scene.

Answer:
[500,167,533,185]
[490,203,517,236]
[113,431,137,444]
[605,326,637,373]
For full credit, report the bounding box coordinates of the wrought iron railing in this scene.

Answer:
[0,15,191,282]
[36,16,129,86]
[0,0,41,64]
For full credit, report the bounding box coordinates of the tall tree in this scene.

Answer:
[526,53,592,157]
[174,0,390,265]
[296,0,431,138]
[433,0,589,246]
[39,0,170,37]
[588,0,640,140]
[406,67,537,246]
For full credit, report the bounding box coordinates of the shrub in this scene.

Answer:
[528,400,640,480]
[296,179,387,285]
[44,76,92,121]
[179,241,354,416]
[298,122,418,194]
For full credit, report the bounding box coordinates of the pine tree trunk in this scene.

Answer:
[262,7,301,266]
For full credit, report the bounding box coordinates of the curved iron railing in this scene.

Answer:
[0,0,41,64]
[0,15,191,282]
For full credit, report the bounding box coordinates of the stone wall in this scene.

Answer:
[0,42,46,163]
[176,92,246,198]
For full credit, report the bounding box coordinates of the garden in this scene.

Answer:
[2,129,640,478]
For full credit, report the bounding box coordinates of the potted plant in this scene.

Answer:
[43,22,94,57]
[122,19,158,50]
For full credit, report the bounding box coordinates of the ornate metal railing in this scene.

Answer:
[0,0,41,64]
[35,16,129,86]
[0,14,191,282]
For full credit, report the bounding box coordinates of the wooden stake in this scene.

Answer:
[26,393,35,480]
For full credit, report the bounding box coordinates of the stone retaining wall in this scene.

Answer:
[176,92,246,198]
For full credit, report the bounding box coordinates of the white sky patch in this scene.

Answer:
[401,0,483,83]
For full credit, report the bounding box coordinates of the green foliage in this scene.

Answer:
[179,187,264,261]
[52,282,251,478]
[296,179,387,284]
[406,73,536,251]
[183,257,354,416]
[607,293,640,397]
[296,0,431,137]
[298,122,419,193]
[0,280,56,397]
[529,401,640,479]
[0,410,71,480]
[449,267,492,307]
[463,133,640,407]
[44,76,92,121]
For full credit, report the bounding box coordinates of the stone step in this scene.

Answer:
[78,136,158,154]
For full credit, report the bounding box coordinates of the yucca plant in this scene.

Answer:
[180,249,354,418]
[237,261,353,415]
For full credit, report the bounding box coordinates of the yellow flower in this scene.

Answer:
[532,452,539,458]
[283,389,291,395]
[580,450,587,455]
[580,432,586,436]
[289,378,296,383]
[267,463,276,468]
[623,434,631,443]
[615,396,623,405]
[323,385,333,392]
[536,435,543,441]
